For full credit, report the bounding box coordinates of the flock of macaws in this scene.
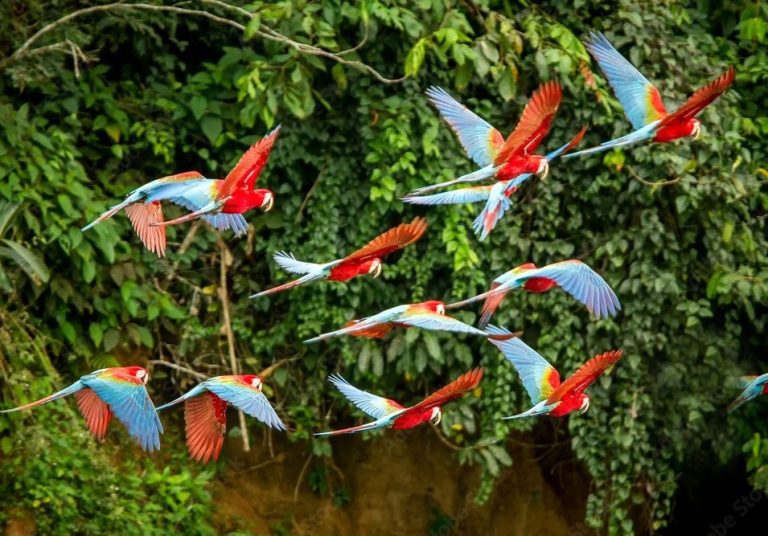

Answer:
[3,33,756,464]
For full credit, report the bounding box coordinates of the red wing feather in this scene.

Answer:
[344,320,394,339]
[185,392,228,464]
[158,171,205,182]
[478,283,507,329]
[218,126,281,199]
[125,202,167,257]
[407,368,484,414]
[659,66,734,128]
[494,82,562,164]
[547,350,623,404]
[563,125,588,153]
[75,389,113,441]
[341,217,428,264]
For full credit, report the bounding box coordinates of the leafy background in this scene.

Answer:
[0,0,766,534]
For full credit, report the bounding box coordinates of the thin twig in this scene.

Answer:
[257,356,299,379]
[217,235,250,452]
[164,220,202,283]
[294,169,324,224]
[626,165,683,188]
[294,454,314,502]
[148,359,207,380]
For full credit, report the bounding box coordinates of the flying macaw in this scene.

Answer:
[304,300,519,344]
[726,374,768,413]
[564,32,734,159]
[315,368,483,436]
[155,375,285,463]
[0,366,162,451]
[81,126,280,257]
[448,260,620,328]
[407,83,562,196]
[487,326,622,419]
[403,127,587,241]
[250,217,427,298]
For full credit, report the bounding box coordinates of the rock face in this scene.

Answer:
[212,427,587,535]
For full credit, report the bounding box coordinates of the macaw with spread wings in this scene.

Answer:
[403,127,586,240]
[0,366,163,451]
[250,217,427,298]
[155,375,285,463]
[488,326,622,419]
[726,374,768,414]
[407,83,562,196]
[448,260,620,328]
[565,32,734,159]
[315,368,484,436]
[304,300,518,343]
[81,127,280,257]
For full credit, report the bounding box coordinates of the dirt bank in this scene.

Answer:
[212,426,590,535]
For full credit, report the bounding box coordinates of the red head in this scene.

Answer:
[655,118,702,143]
[222,188,274,214]
[238,374,263,391]
[550,392,590,417]
[120,366,149,385]
[420,300,446,315]
[391,406,442,430]
[358,258,382,278]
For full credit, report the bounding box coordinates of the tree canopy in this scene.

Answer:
[0,1,766,534]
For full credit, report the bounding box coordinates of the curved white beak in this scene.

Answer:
[538,160,549,180]
[579,397,590,414]
[370,261,382,278]
[693,122,702,140]
[432,408,442,426]
[263,193,274,212]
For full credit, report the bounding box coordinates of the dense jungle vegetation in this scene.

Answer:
[0,0,766,534]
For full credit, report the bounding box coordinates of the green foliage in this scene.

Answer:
[0,405,215,534]
[0,0,765,534]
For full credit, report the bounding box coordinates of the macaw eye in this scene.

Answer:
[437,304,445,315]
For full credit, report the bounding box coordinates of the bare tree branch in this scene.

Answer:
[217,235,250,452]
[3,1,406,84]
[148,359,207,380]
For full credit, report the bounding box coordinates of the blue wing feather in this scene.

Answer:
[205,379,286,430]
[402,186,492,206]
[426,86,502,167]
[519,260,621,319]
[486,326,557,405]
[83,374,163,451]
[585,32,665,130]
[328,374,400,419]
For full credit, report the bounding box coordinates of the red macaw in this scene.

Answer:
[250,217,427,298]
[315,368,483,436]
[155,375,285,463]
[448,260,620,327]
[304,300,518,343]
[726,374,768,413]
[403,127,587,240]
[407,83,562,196]
[565,32,734,159]
[0,366,162,451]
[81,127,280,257]
[488,326,622,419]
